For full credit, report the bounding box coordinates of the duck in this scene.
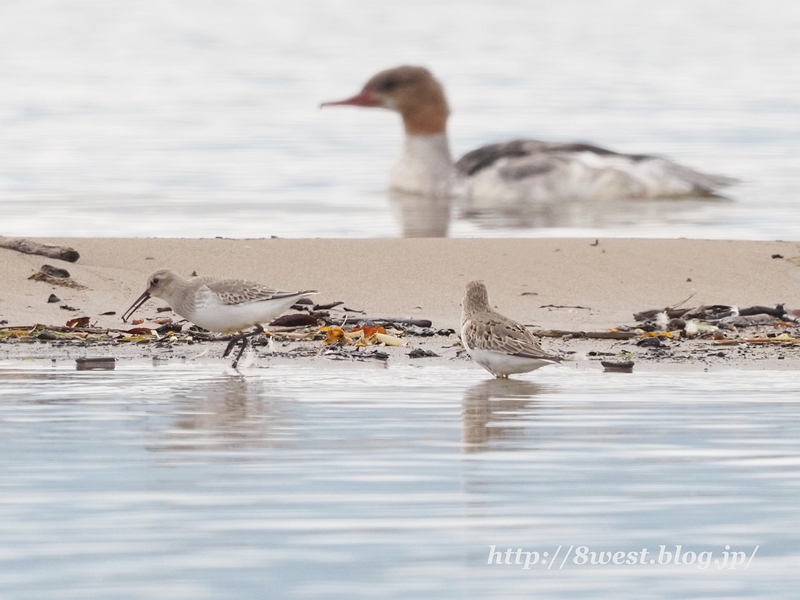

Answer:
[321,65,736,208]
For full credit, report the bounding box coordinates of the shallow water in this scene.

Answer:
[1,0,799,239]
[0,360,798,598]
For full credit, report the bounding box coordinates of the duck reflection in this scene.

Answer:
[461,195,728,231]
[389,189,452,237]
[149,373,293,454]
[461,378,546,453]
[388,189,727,237]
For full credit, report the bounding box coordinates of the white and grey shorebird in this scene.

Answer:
[122,269,318,368]
[461,280,560,379]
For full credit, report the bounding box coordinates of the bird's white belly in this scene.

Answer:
[466,347,552,377]
[188,295,300,333]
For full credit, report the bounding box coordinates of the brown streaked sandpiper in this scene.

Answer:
[461,280,560,379]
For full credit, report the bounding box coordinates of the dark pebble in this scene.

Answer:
[636,337,663,348]
[667,318,686,331]
[405,325,435,337]
[156,323,183,335]
[408,348,440,358]
[47,294,60,303]
[40,264,70,278]
[270,313,320,327]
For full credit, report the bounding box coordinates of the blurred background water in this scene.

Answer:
[1,360,799,598]
[0,0,798,239]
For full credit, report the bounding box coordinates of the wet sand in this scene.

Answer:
[2,237,799,369]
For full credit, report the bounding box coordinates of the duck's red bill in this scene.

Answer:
[320,88,379,108]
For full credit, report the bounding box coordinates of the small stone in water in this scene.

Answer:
[76,357,116,371]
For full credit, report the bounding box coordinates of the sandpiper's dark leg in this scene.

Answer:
[225,324,265,368]
[223,334,244,359]
[230,337,248,369]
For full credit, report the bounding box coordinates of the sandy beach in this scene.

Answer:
[2,237,800,368]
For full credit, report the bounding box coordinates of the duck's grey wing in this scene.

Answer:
[456,139,736,194]
[455,139,646,177]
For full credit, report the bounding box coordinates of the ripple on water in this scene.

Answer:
[0,360,799,597]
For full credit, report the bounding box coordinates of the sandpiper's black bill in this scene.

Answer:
[122,291,151,323]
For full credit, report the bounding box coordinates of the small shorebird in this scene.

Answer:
[122,269,317,368]
[461,280,560,379]
[322,65,735,204]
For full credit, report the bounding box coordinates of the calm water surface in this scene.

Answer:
[0,0,799,239]
[0,360,798,598]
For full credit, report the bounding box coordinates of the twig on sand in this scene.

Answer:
[633,292,697,321]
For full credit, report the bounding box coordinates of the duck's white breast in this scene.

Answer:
[390,133,454,197]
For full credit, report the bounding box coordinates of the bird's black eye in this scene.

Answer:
[152,278,160,285]
[376,78,398,93]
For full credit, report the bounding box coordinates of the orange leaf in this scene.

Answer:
[350,325,386,337]
[320,326,347,344]
[66,317,90,328]
[125,327,152,335]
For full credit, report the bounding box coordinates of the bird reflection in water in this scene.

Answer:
[149,374,293,454]
[388,189,452,237]
[461,378,547,453]
[460,195,729,232]
[388,189,728,238]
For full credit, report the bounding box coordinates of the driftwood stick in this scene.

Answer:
[0,237,80,262]
[362,318,433,328]
[681,305,733,319]
[635,303,788,323]
[738,304,786,319]
[533,329,637,340]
